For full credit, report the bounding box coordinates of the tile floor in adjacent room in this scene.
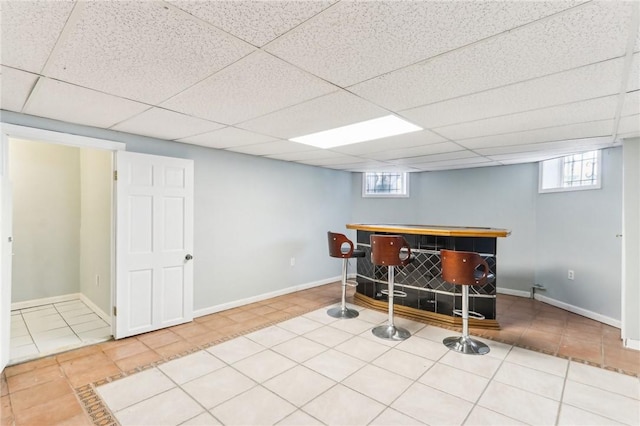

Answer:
[9,299,112,365]
[1,283,639,426]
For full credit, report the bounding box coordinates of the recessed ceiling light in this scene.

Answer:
[290,115,422,149]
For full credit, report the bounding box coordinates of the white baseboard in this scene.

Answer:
[11,293,81,310]
[79,294,111,325]
[534,293,621,328]
[624,338,640,350]
[497,287,531,298]
[193,276,342,318]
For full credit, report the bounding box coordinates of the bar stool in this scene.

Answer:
[327,232,365,319]
[440,249,494,355]
[370,235,414,341]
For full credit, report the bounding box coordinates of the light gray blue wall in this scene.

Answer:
[351,164,538,293]
[2,112,352,311]
[622,138,640,343]
[535,147,622,321]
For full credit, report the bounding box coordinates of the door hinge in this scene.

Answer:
[113,306,117,316]
[113,170,118,181]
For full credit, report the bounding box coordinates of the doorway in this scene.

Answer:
[8,138,113,364]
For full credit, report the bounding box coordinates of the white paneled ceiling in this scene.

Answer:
[1,0,638,172]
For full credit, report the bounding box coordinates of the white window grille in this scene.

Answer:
[362,172,409,197]
[539,150,601,193]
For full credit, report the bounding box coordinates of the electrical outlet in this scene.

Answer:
[290,257,295,267]
[568,270,574,280]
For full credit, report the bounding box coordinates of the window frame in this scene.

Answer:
[362,172,410,198]
[538,150,602,194]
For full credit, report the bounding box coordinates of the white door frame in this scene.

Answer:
[0,123,124,371]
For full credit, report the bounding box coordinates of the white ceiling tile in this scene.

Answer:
[43,1,255,104]
[363,142,465,161]
[1,0,75,73]
[458,120,614,150]
[323,160,389,171]
[0,67,38,112]
[330,130,446,156]
[177,127,277,149]
[617,114,640,135]
[626,52,640,91]
[238,91,388,139]
[168,1,336,47]
[111,108,225,140]
[23,78,149,129]
[387,150,478,166]
[435,95,619,141]
[412,158,496,171]
[266,1,583,87]
[618,131,640,139]
[488,152,564,163]
[162,51,337,125]
[402,56,626,129]
[349,1,632,110]
[265,149,342,162]
[226,140,317,156]
[475,136,614,156]
[300,154,366,167]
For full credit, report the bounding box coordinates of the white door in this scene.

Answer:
[115,151,194,339]
[0,176,12,371]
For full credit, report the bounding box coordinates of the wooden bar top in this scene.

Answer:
[346,223,511,238]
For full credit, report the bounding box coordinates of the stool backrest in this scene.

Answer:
[440,249,490,286]
[370,235,412,266]
[327,232,355,258]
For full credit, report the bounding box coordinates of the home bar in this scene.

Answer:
[346,224,511,329]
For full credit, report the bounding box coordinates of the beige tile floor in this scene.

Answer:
[2,283,639,426]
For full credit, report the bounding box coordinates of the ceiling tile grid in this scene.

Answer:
[1,0,638,172]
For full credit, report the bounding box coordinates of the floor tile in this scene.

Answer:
[158,350,225,384]
[302,384,385,425]
[392,317,427,334]
[372,348,434,380]
[181,412,222,425]
[96,368,175,412]
[304,325,353,347]
[245,325,297,348]
[478,381,559,425]
[418,362,489,403]
[562,380,640,425]
[114,387,204,426]
[70,319,109,333]
[263,365,335,407]
[6,364,64,393]
[232,349,297,383]
[567,361,640,400]
[369,408,427,425]
[303,349,365,382]
[206,336,265,364]
[334,335,390,362]
[329,317,376,335]
[276,316,324,335]
[396,335,449,361]
[12,392,86,425]
[271,336,328,363]
[354,308,388,325]
[391,381,473,425]
[504,346,568,377]
[182,366,256,409]
[464,406,526,425]
[493,361,565,400]
[557,403,625,426]
[342,364,413,405]
[301,308,340,325]
[414,324,457,343]
[212,385,296,426]
[438,348,503,378]
[276,409,324,425]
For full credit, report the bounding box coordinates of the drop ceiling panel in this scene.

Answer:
[387,150,479,166]
[178,127,277,149]
[330,130,446,156]
[364,141,466,161]
[324,160,389,171]
[238,91,389,139]
[435,96,619,141]
[265,1,582,87]
[401,57,625,129]
[265,149,343,162]
[300,154,366,167]
[226,140,317,156]
[1,0,75,73]
[168,0,336,47]
[23,78,149,129]
[618,114,640,135]
[0,67,38,112]
[622,91,640,116]
[476,136,614,156]
[162,51,337,125]
[43,1,255,104]
[349,1,631,110]
[458,120,614,150]
[111,108,225,140]
[413,158,497,171]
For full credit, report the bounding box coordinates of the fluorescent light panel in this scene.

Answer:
[290,115,422,148]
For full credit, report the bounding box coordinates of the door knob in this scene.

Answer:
[185,254,193,261]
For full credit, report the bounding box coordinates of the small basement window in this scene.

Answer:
[539,150,601,193]
[362,172,409,197]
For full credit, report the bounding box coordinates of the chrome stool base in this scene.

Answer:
[372,324,410,341]
[443,335,490,355]
[327,306,359,319]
